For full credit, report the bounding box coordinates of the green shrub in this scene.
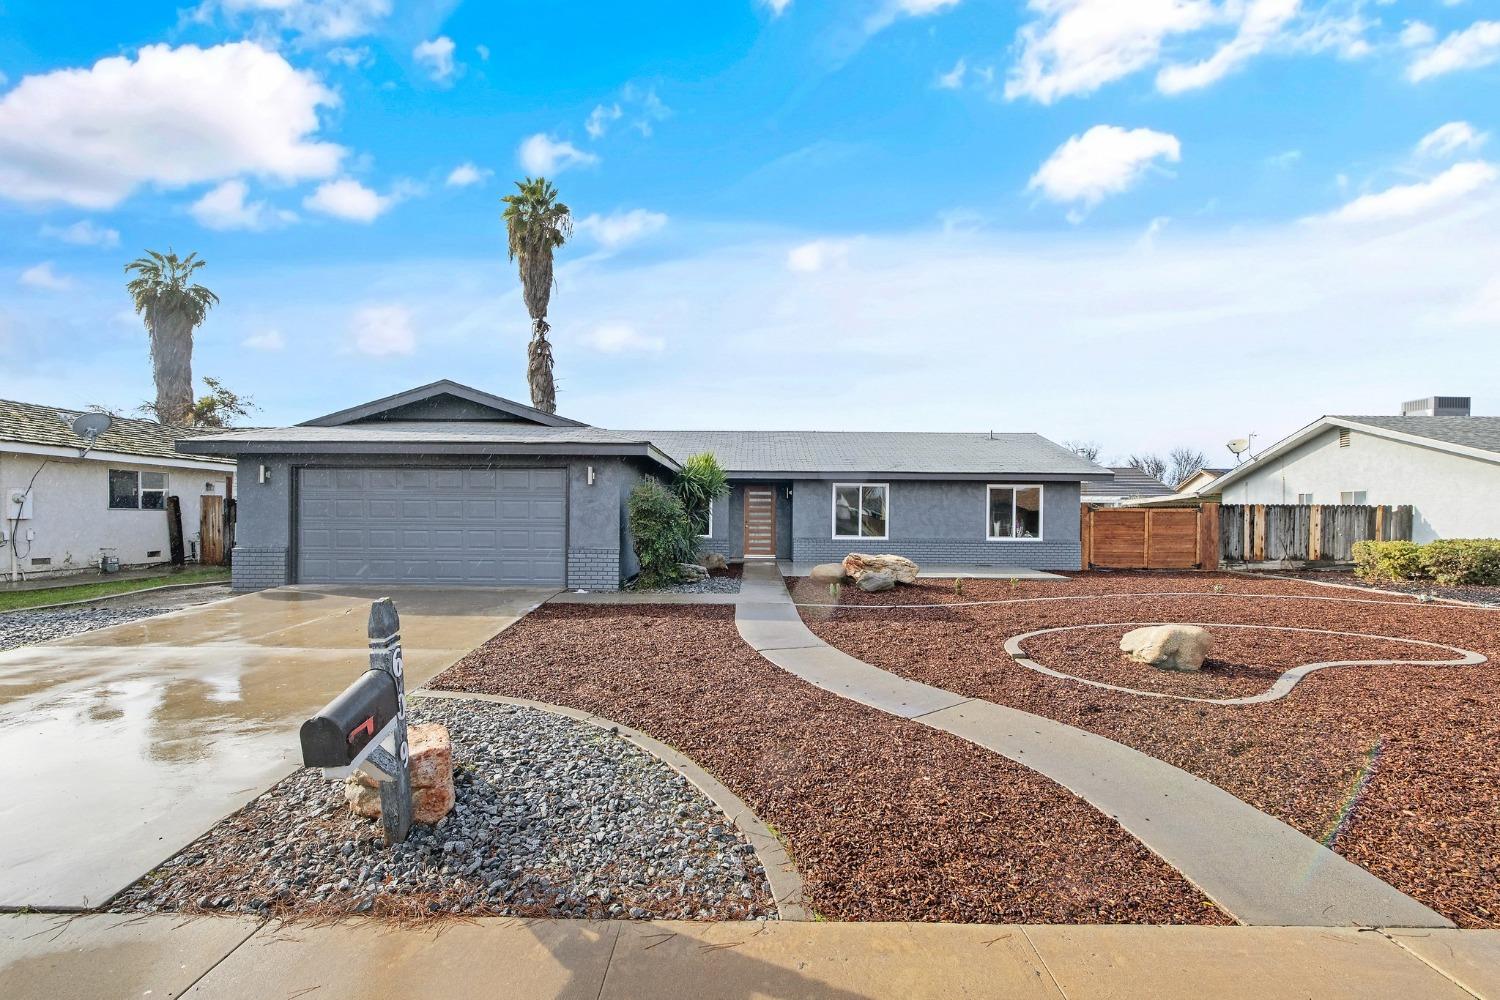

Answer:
[627,478,697,588]
[1352,540,1425,583]
[674,452,730,538]
[1419,539,1500,586]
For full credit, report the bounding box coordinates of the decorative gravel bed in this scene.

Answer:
[794,572,1500,928]
[0,584,230,651]
[638,564,743,595]
[110,697,777,921]
[433,604,1230,925]
[1019,626,1455,700]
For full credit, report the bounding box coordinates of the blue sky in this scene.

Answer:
[1,0,1497,465]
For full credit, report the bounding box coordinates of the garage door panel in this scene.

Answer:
[298,466,568,586]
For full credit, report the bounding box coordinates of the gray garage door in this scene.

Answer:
[297,468,566,586]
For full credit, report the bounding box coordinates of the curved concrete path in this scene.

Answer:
[414,690,809,921]
[1006,621,1485,705]
[735,563,1451,929]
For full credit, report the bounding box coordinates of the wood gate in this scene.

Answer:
[1081,504,1219,571]
[200,495,226,566]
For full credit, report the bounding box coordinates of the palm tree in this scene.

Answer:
[502,177,572,413]
[124,250,219,426]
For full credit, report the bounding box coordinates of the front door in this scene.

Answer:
[743,487,776,559]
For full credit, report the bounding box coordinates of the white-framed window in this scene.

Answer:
[108,470,168,510]
[987,485,1044,540]
[693,502,714,538]
[1340,490,1367,505]
[1296,493,1314,505]
[832,483,889,540]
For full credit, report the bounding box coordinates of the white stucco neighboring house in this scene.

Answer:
[1,398,236,580]
[1198,398,1500,543]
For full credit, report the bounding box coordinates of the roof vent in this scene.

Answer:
[1401,396,1470,417]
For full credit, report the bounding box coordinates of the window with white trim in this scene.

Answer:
[832,483,888,539]
[693,502,714,538]
[109,470,168,510]
[1340,490,1367,505]
[987,485,1043,540]
[1296,493,1314,505]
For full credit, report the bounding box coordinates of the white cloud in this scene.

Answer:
[576,209,668,248]
[787,239,851,272]
[19,262,73,291]
[585,103,622,139]
[242,329,285,351]
[0,43,343,209]
[39,220,119,248]
[1265,149,1302,168]
[761,0,793,15]
[1156,0,1300,95]
[202,0,391,42]
[1315,161,1498,224]
[191,179,295,231]
[413,36,457,83]
[1416,121,1488,159]
[583,323,665,354]
[475,44,491,61]
[1006,0,1216,103]
[517,133,599,175]
[1400,21,1436,49]
[868,0,962,32]
[326,46,373,69]
[446,162,491,187]
[303,178,395,222]
[350,304,415,357]
[1407,20,1500,82]
[1028,125,1181,215]
[936,57,967,89]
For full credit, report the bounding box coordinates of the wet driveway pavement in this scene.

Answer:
[0,585,553,909]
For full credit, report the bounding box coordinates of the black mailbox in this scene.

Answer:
[300,669,400,768]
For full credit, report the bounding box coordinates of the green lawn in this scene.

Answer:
[0,567,231,613]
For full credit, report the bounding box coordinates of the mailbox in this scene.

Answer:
[300,669,399,768]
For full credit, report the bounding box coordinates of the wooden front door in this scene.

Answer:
[743,487,776,558]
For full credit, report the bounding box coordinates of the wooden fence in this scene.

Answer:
[1219,504,1411,563]
[1081,504,1219,571]
[199,496,238,566]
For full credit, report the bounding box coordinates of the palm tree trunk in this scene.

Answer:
[527,318,557,414]
[148,307,195,425]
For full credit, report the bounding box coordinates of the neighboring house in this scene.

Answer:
[1,399,236,580]
[1080,467,1176,506]
[179,380,1113,591]
[1200,397,1500,543]
[1174,467,1229,494]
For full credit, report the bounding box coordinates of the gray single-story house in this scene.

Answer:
[178,380,1112,591]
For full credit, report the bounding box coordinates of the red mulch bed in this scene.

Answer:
[794,572,1500,928]
[1019,626,1454,700]
[432,604,1229,925]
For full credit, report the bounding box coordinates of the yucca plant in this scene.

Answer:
[674,453,729,539]
[124,249,219,426]
[501,177,572,413]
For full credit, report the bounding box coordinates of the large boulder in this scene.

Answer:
[842,553,920,585]
[699,552,729,572]
[809,563,848,584]
[856,569,897,593]
[1120,625,1213,672]
[345,723,455,825]
[676,562,710,582]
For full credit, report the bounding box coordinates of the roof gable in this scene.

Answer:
[300,380,588,428]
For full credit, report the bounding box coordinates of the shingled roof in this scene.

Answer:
[0,398,233,464]
[1081,466,1175,499]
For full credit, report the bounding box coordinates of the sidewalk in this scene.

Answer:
[3,914,1496,999]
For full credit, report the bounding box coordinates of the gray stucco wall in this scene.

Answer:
[790,479,1081,570]
[231,454,638,591]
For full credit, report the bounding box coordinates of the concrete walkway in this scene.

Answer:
[734,563,1450,929]
[0,585,553,910]
[3,914,1495,999]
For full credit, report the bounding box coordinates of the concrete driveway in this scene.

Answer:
[0,585,553,910]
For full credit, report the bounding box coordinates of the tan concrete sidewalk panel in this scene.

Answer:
[0,913,259,1000]
[183,919,618,1000]
[1023,925,1477,1000]
[1386,928,1500,999]
[599,921,1064,1000]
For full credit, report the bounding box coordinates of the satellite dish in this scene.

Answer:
[1226,438,1249,455]
[71,412,113,443]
